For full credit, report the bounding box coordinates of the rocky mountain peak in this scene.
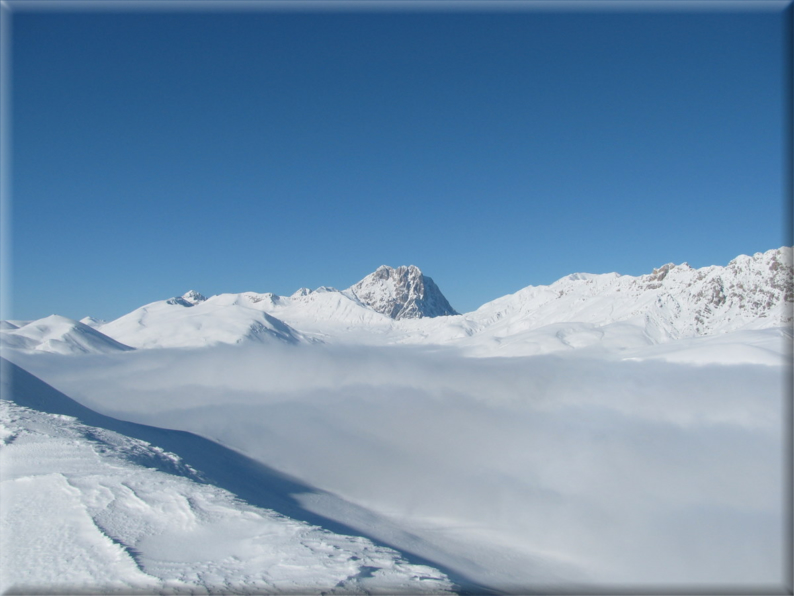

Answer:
[348,265,458,320]
[167,290,207,307]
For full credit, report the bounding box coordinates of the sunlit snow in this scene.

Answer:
[0,247,790,593]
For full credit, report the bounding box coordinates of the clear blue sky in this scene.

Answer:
[7,2,791,321]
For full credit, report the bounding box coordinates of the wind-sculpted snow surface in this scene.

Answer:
[0,360,455,595]
[8,339,787,592]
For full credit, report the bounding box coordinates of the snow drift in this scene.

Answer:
[0,359,456,594]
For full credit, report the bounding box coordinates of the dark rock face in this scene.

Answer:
[349,265,458,320]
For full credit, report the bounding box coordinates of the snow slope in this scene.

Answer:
[97,292,309,350]
[0,359,455,594]
[0,315,133,355]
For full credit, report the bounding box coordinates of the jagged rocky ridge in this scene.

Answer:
[347,265,458,320]
[470,246,793,342]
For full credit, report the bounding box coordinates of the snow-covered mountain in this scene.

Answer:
[346,265,458,320]
[463,246,792,345]
[0,315,133,355]
[2,248,789,592]
[4,248,791,356]
[96,292,308,350]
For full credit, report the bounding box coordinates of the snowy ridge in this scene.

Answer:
[0,315,133,355]
[79,316,106,328]
[4,248,790,355]
[464,246,793,345]
[0,359,455,594]
[96,297,308,350]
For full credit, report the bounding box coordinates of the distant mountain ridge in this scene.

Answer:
[0,315,133,355]
[469,246,793,343]
[2,248,791,356]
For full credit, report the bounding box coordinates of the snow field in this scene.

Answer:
[0,399,454,594]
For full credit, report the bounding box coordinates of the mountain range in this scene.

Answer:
[2,247,789,593]
[2,247,791,359]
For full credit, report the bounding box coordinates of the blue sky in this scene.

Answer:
[7,2,791,320]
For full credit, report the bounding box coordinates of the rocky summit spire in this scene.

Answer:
[348,265,458,320]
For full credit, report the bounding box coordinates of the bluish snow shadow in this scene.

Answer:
[1,358,501,596]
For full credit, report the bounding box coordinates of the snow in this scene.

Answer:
[0,315,133,355]
[95,298,307,350]
[6,338,786,590]
[0,360,454,595]
[622,327,790,366]
[55,246,790,356]
[79,316,107,328]
[1,246,790,592]
[459,247,793,349]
